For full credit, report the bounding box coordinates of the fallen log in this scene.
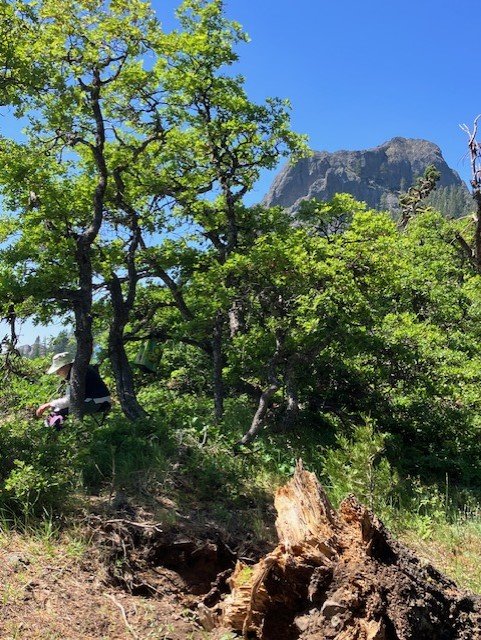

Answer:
[201,460,481,640]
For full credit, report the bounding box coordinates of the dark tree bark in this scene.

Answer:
[212,311,225,422]
[0,303,29,379]
[70,69,107,419]
[237,337,282,446]
[281,357,299,430]
[108,274,147,421]
[105,168,148,421]
[70,238,96,419]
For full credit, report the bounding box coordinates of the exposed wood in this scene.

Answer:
[204,461,481,639]
[459,117,481,273]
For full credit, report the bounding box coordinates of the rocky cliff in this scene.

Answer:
[264,137,472,217]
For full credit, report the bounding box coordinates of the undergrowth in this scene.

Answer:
[2,359,481,592]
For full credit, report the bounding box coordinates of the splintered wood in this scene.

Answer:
[201,460,481,640]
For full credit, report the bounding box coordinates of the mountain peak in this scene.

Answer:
[264,137,469,216]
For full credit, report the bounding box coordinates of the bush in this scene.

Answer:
[321,418,397,513]
[81,410,175,494]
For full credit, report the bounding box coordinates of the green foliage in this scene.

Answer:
[81,411,175,495]
[396,479,448,540]
[1,0,481,547]
[125,197,481,490]
[322,419,397,512]
[0,413,80,517]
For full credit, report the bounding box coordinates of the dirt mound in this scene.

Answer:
[202,461,481,640]
[89,512,238,599]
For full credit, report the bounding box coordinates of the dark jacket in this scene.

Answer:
[82,365,110,400]
[51,365,110,411]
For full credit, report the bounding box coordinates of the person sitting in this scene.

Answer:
[36,352,111,429]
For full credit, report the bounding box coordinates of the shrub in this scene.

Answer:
[321,418,397,513]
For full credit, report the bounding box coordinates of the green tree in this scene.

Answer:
[0,0,167,418]
[398,164,440,228]
[0,0,306,423]
[115,0,308,420]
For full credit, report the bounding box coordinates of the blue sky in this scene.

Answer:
[12,0,480,343]
[215,0,476,197]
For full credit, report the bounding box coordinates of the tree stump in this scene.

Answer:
[201,461,481,639]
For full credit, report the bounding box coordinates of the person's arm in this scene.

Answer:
[49,394,70,410]
[36,402,52,417]
[36,390,70,417]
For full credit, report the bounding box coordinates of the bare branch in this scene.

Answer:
[459,117,481,271]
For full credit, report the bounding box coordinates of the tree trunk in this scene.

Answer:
[459,118,481,273]
[212,312,224,422]
[108,324,147,421]
[108,274,147,421]
[202,462,481,639]
[237,381,278,447]
[70,69,107,419]
[228,297,245,338]
[281,358,299,430]
[237,340,281,446]
[70,239,94,420]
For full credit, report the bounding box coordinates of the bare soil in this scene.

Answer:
[0,492,266,639]
[0,530,209,640]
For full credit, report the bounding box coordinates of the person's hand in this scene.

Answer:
[36,403,51,418]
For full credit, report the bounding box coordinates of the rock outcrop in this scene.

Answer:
[264,137,472,217]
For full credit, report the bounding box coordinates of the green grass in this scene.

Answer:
[401,518,481,593]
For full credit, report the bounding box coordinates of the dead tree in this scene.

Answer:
[200,461,481,640]
[458,116,481,271]
[398,164,440,229]
[0,305,29,380]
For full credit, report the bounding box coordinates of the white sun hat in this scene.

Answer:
[46,352,74,375]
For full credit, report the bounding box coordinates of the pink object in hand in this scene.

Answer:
[46,414,65,430]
